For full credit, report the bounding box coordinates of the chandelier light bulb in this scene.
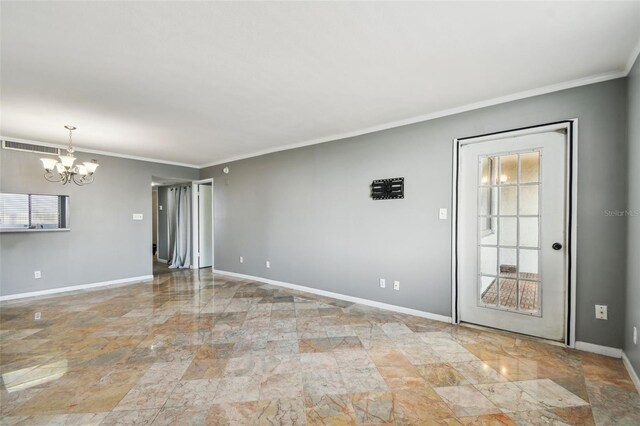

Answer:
[59,154,76,168]
[76,165,88,176]
[40,157,58,171]
[83,160,99,174]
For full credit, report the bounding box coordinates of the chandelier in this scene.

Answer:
[40,125,99,185]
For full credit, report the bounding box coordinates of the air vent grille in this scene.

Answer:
[2,140,60,155]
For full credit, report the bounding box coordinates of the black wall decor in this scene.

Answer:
[371,177,404,200]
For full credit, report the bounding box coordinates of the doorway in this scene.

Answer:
[152,177,194,275]
[452,121,577,344]
[192,179,214,269]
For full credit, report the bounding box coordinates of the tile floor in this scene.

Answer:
[1,269,639,425]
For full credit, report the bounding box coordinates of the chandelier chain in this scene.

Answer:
[68,127,74,153]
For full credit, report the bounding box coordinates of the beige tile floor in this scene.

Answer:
[1,269,639,425]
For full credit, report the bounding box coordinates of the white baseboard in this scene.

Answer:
[0,275,153,302]
[622,351,640,394]
[575,341,623,358]
[213,269,452,324]
[156,258,168,264]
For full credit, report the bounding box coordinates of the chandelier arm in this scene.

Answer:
[44,171,63,183]
[72,174,87,186]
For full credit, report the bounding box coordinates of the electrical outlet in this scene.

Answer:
[439,208,448,220]
[239,256,244,264]
[132,213,143,220]
[34,271,41,279]
[379,279,386,288]
[159,205,163,211]
[393,280,400,291]
[266,261,270,268]
[595,304,607,320]
[634,326,637,345]
[34,312,41,320]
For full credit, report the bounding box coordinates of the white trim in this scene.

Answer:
[575,341,623,358]
[213,269,451,323]
[451,139,459,324]
[624,36,640,75]
[153,188,160,262]
[568,120,579,348]
[451,120,578,346]
[191,178,215,270]
[0,135,200,169]
[192,182,199,269]
[457,122,573,145]
[156,258,168,264]
[198,71,622,168]
[0,228,70,233]
[0,275,153,302]
[622,351,640,394]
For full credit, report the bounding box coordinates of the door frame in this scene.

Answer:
[191,178,214,269]
[451,120,578,347]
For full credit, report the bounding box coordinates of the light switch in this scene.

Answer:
[159,205,163,211]
[439,208,448,220]
[133,214,144,221]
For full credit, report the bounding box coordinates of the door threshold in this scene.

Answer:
[459,322,566,348]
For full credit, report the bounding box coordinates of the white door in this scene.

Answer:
[198,184,213,268]
[458,127,568,341]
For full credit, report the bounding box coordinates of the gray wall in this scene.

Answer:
[202,78,629,348]
[0,149,198,297]
[625,56,640,375]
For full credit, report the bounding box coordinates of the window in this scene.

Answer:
[0,193,69,231]
[477,150,542,315]
[479,157,496,236]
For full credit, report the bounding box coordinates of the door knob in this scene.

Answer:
[552,242,562,250]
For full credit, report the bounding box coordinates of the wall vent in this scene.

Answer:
[2,140,60,156]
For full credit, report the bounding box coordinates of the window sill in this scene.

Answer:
[0,228,70,233]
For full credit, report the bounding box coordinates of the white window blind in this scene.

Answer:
[31,195,60,226]
[0,193,29,227]
[0,193,69,231]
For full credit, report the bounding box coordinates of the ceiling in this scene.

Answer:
[1,1,639,168]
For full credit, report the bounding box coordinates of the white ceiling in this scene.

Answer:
[1,1,639,168]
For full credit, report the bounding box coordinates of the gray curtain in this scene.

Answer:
[168,186,191,269]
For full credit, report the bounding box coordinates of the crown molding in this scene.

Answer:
[3,66,633,171]
[198,69,626,168]
[625,36,640,75]
[0,135,200,169]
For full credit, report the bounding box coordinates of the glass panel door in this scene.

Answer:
[477,151,541,315]
[458,126,567,341]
